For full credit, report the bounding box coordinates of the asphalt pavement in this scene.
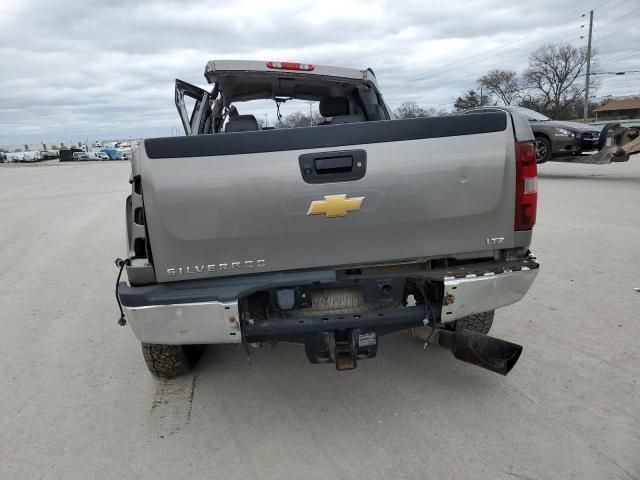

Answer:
[1,159,639,479]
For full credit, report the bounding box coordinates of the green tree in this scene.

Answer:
[453,90,491,111]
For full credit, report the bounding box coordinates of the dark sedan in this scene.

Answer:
[464,106,600,163]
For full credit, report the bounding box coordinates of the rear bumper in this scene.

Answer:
[123,300,242,345]
[120,258,538,345]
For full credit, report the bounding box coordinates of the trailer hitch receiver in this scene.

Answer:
[304,329,379,370]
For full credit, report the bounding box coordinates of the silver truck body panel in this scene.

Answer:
[139,120,519,283]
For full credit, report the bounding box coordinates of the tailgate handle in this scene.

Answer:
[315,155,353,173]
[299,149,367,184]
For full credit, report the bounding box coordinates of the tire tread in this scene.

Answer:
[454,311,494,335]
[141,343,193,378]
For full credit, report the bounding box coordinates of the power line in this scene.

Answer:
[591,4,640,43]
[398,21,634,94]
[382,13,585,89]
[384,23,582,91]
[591,0,632,19]
[384,0,632,91]
[588,70,640,75]
[385,0,637,89]
[599,51,637,66]
[382,0,638,108]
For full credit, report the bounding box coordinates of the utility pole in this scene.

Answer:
[308,101,313,126]
[583,9,593,122]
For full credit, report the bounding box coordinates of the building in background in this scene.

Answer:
[594,98,640,121]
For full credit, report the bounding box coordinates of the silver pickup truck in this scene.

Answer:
[116,60,540,377]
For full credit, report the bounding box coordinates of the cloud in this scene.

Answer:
[0,0,638,144]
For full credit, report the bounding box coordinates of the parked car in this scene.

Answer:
[84,151,109,161]
[39,150,59,160]
[59,148,84,162]
[3,152,22,163]
[117,59,539,378]
[117,148,132,161]
[72,152,90,161]
[100,148,123,160]
[464,106,601,163]
[21,151,42,162]
[5,151,41,162]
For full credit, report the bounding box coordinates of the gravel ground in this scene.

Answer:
[1,159,639,480]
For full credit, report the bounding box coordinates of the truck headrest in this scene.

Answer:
[319,97,349,117]
[225,115,259,133]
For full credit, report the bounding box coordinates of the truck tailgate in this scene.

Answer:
[139,113,516,282]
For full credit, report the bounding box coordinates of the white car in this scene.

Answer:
[3,152,23,163]
[117,148,133,161]
[21,151,42,162]
[72,152,91,161]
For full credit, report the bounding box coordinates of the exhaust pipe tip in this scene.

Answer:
[437,329,523,376]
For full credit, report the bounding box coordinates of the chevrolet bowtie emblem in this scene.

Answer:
[307,194,365,218]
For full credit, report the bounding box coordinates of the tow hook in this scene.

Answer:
[304,329,378,371]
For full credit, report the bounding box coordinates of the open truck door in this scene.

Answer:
[175,79,214,136]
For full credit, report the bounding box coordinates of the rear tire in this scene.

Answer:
[534,136,551,164]
[141,343,205,378]
[454,311,494,335]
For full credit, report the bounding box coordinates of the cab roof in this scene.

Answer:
[204,59,380,104]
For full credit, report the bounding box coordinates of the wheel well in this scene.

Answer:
[534,133,550,142]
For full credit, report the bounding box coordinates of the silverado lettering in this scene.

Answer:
[167,260,266,275]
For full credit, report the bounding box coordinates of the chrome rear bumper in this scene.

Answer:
[121,258,539,345]
[124,300,242,345]
[441,267,538,321]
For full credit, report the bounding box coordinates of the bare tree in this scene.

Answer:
[275,111,323,128]
[453,90,491,112]
[478,69,520,105]
[394,100,430,119]
[523,43,596,118]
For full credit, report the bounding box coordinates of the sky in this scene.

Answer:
[0,0,638,145]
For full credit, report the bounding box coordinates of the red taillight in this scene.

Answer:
[266,61,315,71]
[515,141,537,231]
